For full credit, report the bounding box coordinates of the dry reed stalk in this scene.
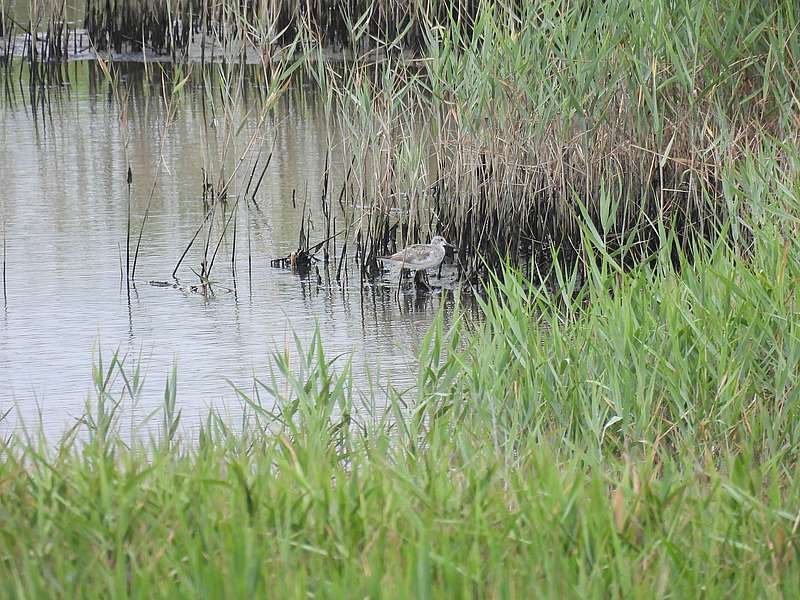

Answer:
[319,1,800,277]
[2,219,6,307]
[126,166,132,296]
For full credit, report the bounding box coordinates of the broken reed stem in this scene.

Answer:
[246,197,252,294]
[126,166,132,296]
[250,146,274,200]
[334,161,353,281]
[131,177,158,280]
[201,202,216,277]
[172,206,215,279]
[206,201,238,278]
[117,242,124,285]
[321,149,330,263]
[231,204,237,276]
[297,189,306,251]
[242,144,263,199]
[132,62,183,280]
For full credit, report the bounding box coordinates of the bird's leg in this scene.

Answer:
[414,270,433,292]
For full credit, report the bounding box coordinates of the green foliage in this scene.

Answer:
[3,2,800,596]
[319,0,800,267]
[2,150,800,598]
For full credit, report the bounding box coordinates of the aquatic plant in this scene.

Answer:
[5,1,798,278]
[2,144,800,596]
[81,0,485,55]
[320,0,800,276]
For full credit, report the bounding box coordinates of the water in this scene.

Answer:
[0,62,470,439]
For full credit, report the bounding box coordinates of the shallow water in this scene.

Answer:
[0,62,470,439]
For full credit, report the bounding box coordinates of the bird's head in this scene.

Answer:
[431,235,455,249]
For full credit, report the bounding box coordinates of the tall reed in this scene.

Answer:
[81,0,487,55]
[316,1,800,275]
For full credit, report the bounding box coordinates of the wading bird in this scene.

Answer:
[380,236,455,291]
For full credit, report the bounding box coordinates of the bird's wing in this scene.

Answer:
[381,245,423,262]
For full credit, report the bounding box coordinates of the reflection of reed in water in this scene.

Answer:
[81,1,482,56]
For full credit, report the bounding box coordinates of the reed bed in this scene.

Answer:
[2,145,800,596]
[82,0,484,55]
[0,0,81,88]
[6,1,798,276]
[319,0,800,276]
[88,56,301,292]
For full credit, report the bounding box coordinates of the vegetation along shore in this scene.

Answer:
[1,0,799,597]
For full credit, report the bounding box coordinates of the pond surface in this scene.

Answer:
[0,62,469,439]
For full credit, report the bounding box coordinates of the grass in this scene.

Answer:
[81,0,482,55]
[2,1,800,596]
[313,0,800,273]
[2,145,799,597]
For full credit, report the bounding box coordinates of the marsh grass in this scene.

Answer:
[1,2,800,596]
[6,2,798,277]
[317,1,800,276]
[0,0,77,88]
[81,0,483,57]
[2,145,800,597]
[85,46,302,289]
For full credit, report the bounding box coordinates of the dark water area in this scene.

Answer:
[0,61,472,439]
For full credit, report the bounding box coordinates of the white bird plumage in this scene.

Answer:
[379,236,454,290]
[379,236,451,270]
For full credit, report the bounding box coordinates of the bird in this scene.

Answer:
[379,236,455,290]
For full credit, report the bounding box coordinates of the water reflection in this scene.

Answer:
[0,62,477,439]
